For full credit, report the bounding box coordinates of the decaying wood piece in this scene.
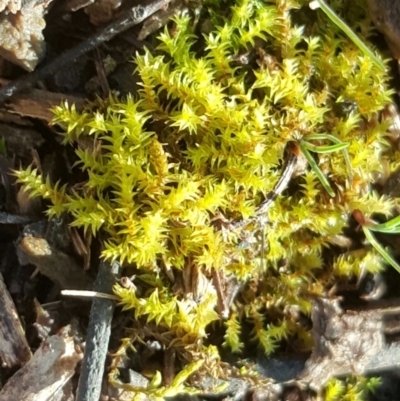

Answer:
[299,297,385,391]
[0,326,83,401]
[76,259,120,401]
[49,379,75,401]
[17,219,93,290]
[18,235,93,290]
[252,296,400,397]
[367,0,400,60]
[137,0,185,40]
[85,0,122,25]
[59,0,94,13]
[0,122,44,162]
[0,272,31,367]
[0,78,85,121]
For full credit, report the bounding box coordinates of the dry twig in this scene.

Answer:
[75,259,121,401]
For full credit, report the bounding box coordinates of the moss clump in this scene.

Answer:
[15,0,398,397]
[324,376,381,401]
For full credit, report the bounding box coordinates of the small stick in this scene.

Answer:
[0,212,31,224]
[255,148,298,217]
[0,0,171,104]
[75,259,121,401]
[232,145,298,230]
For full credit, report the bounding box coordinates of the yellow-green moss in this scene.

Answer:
[324,376,381,401]
[15,0,398,396]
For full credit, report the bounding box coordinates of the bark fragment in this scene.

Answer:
[0,272,31,367]
[17,219,93,290]
[299,297,384,390]
[0,326,82,401]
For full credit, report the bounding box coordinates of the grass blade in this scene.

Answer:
[299,142,335,197]
[369,214,400,233]
[305,133,353,183]
[313,0,385,72]
[363,226,400,274]
[301,141,349,154]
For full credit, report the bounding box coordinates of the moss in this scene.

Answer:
[15,0,398,397]
[324,376,381,401]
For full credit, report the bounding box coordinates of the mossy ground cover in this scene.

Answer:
[14,0,400,399]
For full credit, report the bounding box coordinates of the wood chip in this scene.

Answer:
[18,235,93,290]
[299,297,384,390]
[0,78,85,121]
[0,326,83,401]
[0,272,31,367]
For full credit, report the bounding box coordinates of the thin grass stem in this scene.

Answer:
[369,215,400,233]
[303,133,353,183]
[312,0,385,72]
[362,226,400,274]
[301,142,349,154]
[299,141,335,196]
